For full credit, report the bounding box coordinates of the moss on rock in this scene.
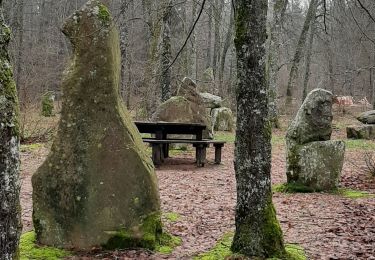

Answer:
[32,0,161,250]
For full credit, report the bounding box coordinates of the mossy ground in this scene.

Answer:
[272,183,316,193]
[335,188,375,199]
[344,139,375,150]
[194,233,307,260]
[163,212,182,222]
[20,143,43,152]
[155,232,182,254]
[20,231,71,260]
[214,132,285,146]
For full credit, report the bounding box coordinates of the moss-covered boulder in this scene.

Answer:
[347,125,375,139]
[211,107,234,132]
[291,141,345,191]
[286,89,344,191]
[152,77,212,138]
[32,0,161,250]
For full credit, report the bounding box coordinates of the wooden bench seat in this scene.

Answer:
[142,138,226,167]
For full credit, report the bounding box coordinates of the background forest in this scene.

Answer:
[3,0,375,125]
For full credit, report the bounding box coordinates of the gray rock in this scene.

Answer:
[152,96,212,139]
[32,1,161,249]
[286,88,333,146]
[199,92,222,108]
[211,107,234,132]
[286,88,344,191]
[292,141,345,191]
[357,110,375,124]
[347,125,375,139]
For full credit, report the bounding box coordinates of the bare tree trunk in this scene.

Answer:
[160,0,172,102]
[218,3,234,96]
[267,0,288,128]
[0,2,22,258]
[14,0,24,93]
[212,0,224,80]
[119,1,131,106]
[190,0,198,80]
[285,0,319,107]
[231,0,285,257]
[206,0,212,69]
[302,20,317,101]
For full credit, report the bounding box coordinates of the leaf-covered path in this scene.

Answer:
[20,127,375,259]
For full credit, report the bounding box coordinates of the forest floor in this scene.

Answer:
[19,112,375,259]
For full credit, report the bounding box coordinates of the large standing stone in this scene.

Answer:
[32,1,161,249]
[152,77,212,138]
[286,88,345,191]
[211,107,234,132]
[291,141,345,191]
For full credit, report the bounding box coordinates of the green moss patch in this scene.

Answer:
[156,232,182,254]
[195,233,306,260]
[20,143,43,152]
[103,213,163,250]
[98,4,111,23]
[214,132,235,143]
[20,231,72,260]
[163,212,181,222]
[194,232,234,260]
[272,183,316,193]
[345,139,375,151]
[336,188,375,199]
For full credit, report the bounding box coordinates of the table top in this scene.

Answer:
[134,121,206,135]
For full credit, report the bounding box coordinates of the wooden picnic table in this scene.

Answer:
[134,121,225,167]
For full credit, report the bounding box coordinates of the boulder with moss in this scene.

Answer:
[286,89,345,191]
[32,0,161,250]
[152,77,212,138]
[346,124,375,140]
[211,107,234,132]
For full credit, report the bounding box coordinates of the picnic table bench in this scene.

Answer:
[134,121,226,167]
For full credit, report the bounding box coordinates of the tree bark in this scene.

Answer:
[231,0,285,258]
[0,1,22,258]
[267,0,288,128]
[218,4,234,96]
[160,0,172,102]
[206,0,212,69]
[302,19,317,101]
[285,0,319,107]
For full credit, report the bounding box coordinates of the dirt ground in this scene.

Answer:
[20,113,375,259]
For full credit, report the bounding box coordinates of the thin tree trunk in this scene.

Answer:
[212,0,224,80]
[231,0,285,257]
[302,20,316,101]
[218,4,234,96]
[206,0,212,69]
[285,0,319,107]
[160,0,172,102]
[14,0,24,93]
[267,0,288,128]
[190,0,198,80]
[0,2,22,258]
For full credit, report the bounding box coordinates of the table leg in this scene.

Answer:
[151,143,162,166]
[196,144,207,167]
[214,144,223,164]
